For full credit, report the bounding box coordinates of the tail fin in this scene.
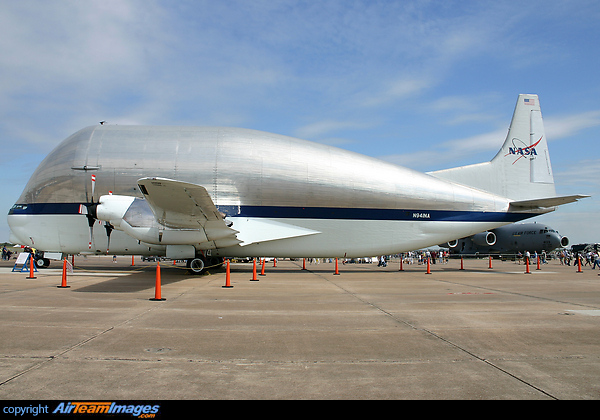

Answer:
[429,94,556,201]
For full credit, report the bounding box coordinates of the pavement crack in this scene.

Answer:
[0,304,161,389]
[319,269,560,400]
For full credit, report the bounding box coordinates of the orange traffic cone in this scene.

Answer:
[57,258,70,288]
[223,259,233,288]
[150,261,166,300]
[26,252,37,279]
[259,258,266,276]
[251,258,258,281]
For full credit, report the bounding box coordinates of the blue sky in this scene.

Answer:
[1,0,599,245]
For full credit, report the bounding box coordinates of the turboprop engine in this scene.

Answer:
[89,194,207,259]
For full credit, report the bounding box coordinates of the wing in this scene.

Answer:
[137,177,239,245]
[137,177,321,248]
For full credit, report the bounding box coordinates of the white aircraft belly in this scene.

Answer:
[10,213,507,258]
[214,217,503,258]
[8,214,165,255]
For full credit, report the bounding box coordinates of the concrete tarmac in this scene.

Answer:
[1,255,599,400]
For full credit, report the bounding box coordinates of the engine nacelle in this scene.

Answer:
[445,239,459,248]
[95,195,136,225]
[561,236,569,248]
[472,231,496,247]
[120,220,209,245]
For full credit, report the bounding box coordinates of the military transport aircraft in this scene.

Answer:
[7,94,588,272]
[443,222,569,255]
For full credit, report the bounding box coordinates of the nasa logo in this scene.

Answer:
[505,137,542,165]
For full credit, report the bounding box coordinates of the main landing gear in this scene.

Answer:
[186,255,224,274]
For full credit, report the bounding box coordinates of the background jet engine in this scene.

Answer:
[445,239,459,248]
[471,231,497,247]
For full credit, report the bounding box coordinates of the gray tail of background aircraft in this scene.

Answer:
[7,94,589,272]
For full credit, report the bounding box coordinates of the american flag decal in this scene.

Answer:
[524,98,535,105]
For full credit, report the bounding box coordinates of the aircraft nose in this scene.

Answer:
[9,230,21,244]
[7,213,29,245]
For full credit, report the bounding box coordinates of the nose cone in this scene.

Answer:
[7,210,32,246]
[9,226,23,245]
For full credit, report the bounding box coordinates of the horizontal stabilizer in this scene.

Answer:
[232,218,321,246]
[509,194,589,210]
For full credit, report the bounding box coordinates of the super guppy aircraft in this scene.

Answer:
[8,94,588,272]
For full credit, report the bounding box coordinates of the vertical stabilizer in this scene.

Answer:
[490,94,555,195]
[429,94,557,201]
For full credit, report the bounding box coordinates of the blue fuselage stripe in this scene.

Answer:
[9,203,534,223]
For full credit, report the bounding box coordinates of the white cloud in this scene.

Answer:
[381,109,600,171]
[545,110,600,140]
[0,0,168,147]
[294,120,372,139]
[0,1,164,93]
[381,128,507,170]
[358,77,434,108]
[554,159,600,189]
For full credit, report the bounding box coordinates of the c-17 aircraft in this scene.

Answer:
[7,94,588,273]
[442,222,569,255]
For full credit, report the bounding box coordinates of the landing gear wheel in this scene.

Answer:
[207,256,224,270]
[187,257,205,274]
[35,258,50,268]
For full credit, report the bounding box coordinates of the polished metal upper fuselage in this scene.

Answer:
[17,125,505,213]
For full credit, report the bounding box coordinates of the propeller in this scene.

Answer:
[84,174,97,249]
[82,174,114,253]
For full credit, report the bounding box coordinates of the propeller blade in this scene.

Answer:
[88,225,93,249]
[86,206,97,250]
[104,222,114,254]
[91,174,96,203]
